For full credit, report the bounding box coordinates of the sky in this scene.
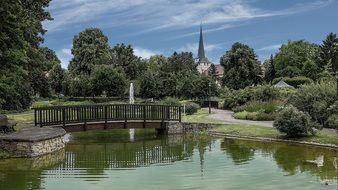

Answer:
[42,0,338,69]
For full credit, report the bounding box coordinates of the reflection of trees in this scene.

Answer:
[221,138,338,180]
[274,145,338,180]
[0,149,65,190]
[221,139,255,164]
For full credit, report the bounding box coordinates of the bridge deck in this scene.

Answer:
[33,104,182,130]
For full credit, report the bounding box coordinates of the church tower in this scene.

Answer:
[196,24,211,74]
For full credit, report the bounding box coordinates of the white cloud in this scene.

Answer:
[133,47,161,59]
[56,48,72,69]
[44,0,333,35]
[257,44,282,52]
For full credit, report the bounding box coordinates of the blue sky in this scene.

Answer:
[42,0,338,68]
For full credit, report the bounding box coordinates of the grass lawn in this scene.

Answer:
[211,124,338,146]
[182,109,221,123]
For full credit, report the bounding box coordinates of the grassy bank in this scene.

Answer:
[182,109,221,123]
[211,124,338,146]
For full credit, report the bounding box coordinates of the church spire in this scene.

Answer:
[198,24,205,59]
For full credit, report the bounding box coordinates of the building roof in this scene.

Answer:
[198,24,205,59]
[274,80,293,88]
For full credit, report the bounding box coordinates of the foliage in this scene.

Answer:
[139,70,162,99]
[111,43,146,80]
[274,40,321,78]
[185,102,201,115]
[220,42,262,89]
[49,64,65,94]
[68,75,92,97]
[264,55,276,84]
[208,64,217,81]
[90,65,127,97]
[289,81,336,127]
[68,28,111,75]
[0,0,52,110]
[234,111,276,121]
[272,76,313,87]
[246,100,283,114]
[30,69,51,98]
[273,106,314,137]
[320,32,338,72]
[159,97,181,106]
[326,101,338,129]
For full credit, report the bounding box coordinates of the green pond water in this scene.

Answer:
[1,130,338,190]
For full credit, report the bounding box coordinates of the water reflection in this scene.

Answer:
[220,138,338,181]
[0,133,338,190]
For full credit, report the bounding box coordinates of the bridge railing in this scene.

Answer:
[33,104,182,127]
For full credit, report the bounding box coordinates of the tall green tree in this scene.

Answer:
[162,52,197,74]
[111,44,146,80]
[49,64,65,94]
[320,32,338,73]
[264,55,276,84]
[90,65,127,97]
[139,70,162,99]
[30,69,51,98]
[208,64,217,81]
[68,28,111,75]
[275,40,321,78]
[0,0,52,110]
[220,42,262,89]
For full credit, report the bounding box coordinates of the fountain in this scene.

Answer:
[129,83,135,141]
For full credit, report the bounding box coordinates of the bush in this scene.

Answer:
[232,105,247,113]
[246,100,283,114]
[273,106,314,137]
[273,76,313,88]
[289,81,336,127]
[326,101,338,128]
[185,102,201,115]
[159,97,181,106]
[234,111,276,121]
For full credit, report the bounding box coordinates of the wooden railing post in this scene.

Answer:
[179,106,182,122]
[84,107,87,131]
[39,109,42,128]
[143,105,146,128]
[104,105,108,129]
[62,107,65,127]
[124,104,127,128]
[34,109,37,126]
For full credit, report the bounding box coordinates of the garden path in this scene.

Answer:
[205,108,274,127]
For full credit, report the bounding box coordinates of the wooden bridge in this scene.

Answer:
[34,104,182,132]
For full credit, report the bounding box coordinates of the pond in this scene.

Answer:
[0,130,338,190]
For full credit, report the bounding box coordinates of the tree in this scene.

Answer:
[208,64,217,81]
[30,69,51,98]
[90,65,127,97]
[139,70,162,99]
[146,55,167,72]
[111,43,146,80]
[264,55,276,84]
[162,52,197,74]
[274,40,321,78]
[302,59,319,80]
[68,28,111,75]
[320,32,338,72]
[0,0,52,110]
[220,42,262,89]
[49,64,65,94]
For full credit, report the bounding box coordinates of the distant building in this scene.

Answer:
[195,25,212,74]
[195,25,224,85]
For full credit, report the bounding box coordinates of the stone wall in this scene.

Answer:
[0,136,65,157]
[166,122,215,134]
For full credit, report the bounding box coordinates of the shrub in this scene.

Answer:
[246,100,283,114]
[251,85,279,101]
[289,81,336,127]
[273,76,313,88]
[159,97,181,106]
[326,101,338,129]
[232,105,247,113]
[234,111,276,121]
[273,106,314,137]
[185,102,201,115]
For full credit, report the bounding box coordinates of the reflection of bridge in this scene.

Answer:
[33,104,182,132]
